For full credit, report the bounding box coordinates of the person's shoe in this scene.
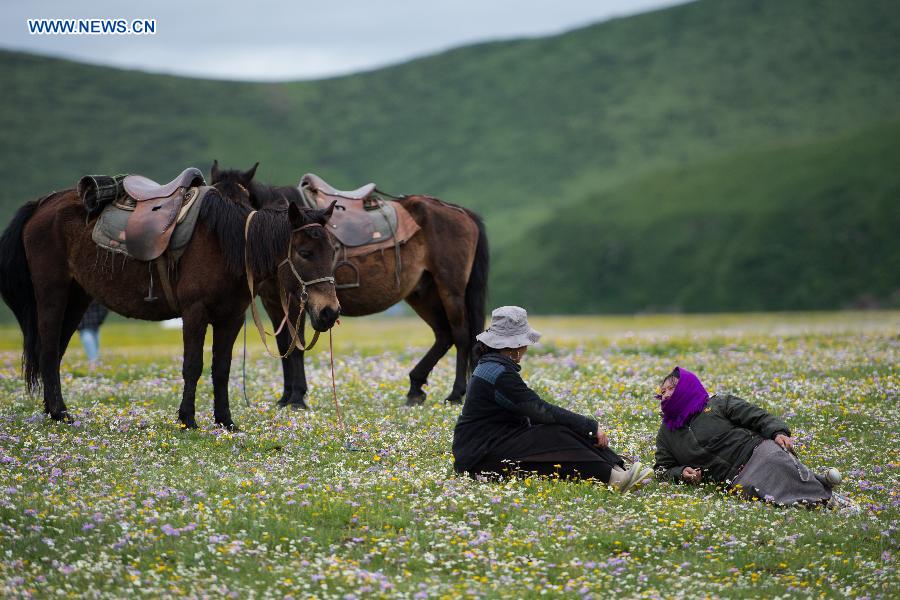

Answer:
[823,467,842,488]
[616,462,654,494]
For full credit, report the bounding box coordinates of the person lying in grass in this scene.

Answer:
[453,306,653,492]
[653,366,855,510]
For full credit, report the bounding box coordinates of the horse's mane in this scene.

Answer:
[198,189,291,279]
[211,166,304,210]
[248,180,305,210]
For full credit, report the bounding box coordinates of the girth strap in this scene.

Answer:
[155,257,179,312]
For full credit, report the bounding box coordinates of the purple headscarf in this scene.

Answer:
[661,367,710,431]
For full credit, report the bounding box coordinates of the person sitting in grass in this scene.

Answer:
[653,366,856,511]
[453,306,653,493]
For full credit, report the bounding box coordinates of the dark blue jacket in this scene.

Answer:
[452,354,598,473]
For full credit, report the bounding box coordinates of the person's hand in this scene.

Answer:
[682,466,702,484]
[594,428,609,449]
[774,433,795,451]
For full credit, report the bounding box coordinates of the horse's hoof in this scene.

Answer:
[278,394,308,410]
[178,418,198,430]
[444,396,464,406]
[217,422,240,433]
[278,399,309,410]
[404,393,426,407]
[50,411,74,424]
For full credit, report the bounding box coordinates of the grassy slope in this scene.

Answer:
[493,119,900,312]
[1,0,899,317]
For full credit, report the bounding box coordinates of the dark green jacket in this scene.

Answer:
[654,394,790,484]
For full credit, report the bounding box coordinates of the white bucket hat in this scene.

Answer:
[475,306,541,349]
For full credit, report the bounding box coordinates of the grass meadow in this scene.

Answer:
[0,312,896,598]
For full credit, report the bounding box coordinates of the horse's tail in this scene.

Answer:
[0,200,42,391]
[464,209,489,368]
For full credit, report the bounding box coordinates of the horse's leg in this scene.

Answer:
[434,282,472,405]
[403,275,453,406]
[34,281,72,421]
[261,294,308,409]
[210,314,244,431]
[58,283,91,359]
[178,308,208,429]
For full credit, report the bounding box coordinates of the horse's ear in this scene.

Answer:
[318,199,337,223]
[307,200,336,226]
[288,201,304,229]
[210,159,220,181]
[242,162,259,183]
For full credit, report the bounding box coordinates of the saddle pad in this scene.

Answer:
[91,186,210,259]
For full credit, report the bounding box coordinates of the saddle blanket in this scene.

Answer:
[91,186,210,260]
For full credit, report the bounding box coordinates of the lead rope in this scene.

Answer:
[241,313,251,408]
[329,328,345,435]
[329,328,359,451]
[244,211,330,358]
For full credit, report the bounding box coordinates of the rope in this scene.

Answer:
[329,328,346,436]
[241,313,251,408]
[244,211,331,358]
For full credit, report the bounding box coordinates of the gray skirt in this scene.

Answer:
[730,440,832,506]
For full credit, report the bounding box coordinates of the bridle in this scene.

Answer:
[243,210,335,358]
[277,242,335,307]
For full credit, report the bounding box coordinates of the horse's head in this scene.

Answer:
[282,201,340,331]
[209,160,259,208]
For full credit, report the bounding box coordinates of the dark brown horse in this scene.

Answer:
[0,182,340,429]
[211,162,489,407]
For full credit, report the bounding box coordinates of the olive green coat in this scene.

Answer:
[654,394,790,484]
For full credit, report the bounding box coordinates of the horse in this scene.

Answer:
[0,180,340,430]
[210,162,489,407]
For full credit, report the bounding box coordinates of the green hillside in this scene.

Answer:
[492,120,900,312]
[1,0,899,317]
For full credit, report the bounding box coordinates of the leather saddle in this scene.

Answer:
[298,173,422,289]
[298,173,420,254]
[122,167,206,261]
[301,173,376,203]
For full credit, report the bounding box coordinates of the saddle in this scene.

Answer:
[121,167,206,261]
[302,173,377,203]
[299,173,421,290]
[298,173,420,255]
[77,167,209,310]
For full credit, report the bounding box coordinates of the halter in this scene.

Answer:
[243,212,335,357]
[277,223,336,305]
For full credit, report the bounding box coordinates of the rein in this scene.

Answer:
[243,210,335,358]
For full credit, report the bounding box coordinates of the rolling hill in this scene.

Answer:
[1,0,898,318]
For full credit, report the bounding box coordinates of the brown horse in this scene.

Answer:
[211,162,489,407]
[0,182,340,429]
